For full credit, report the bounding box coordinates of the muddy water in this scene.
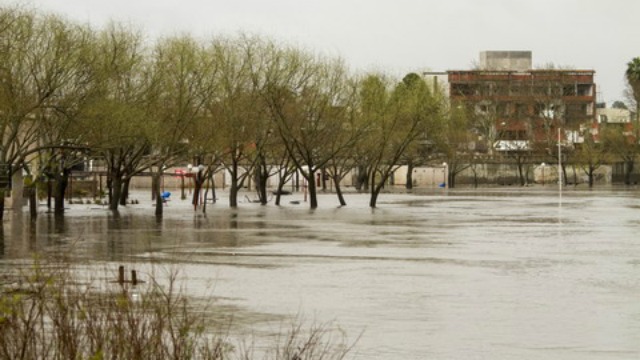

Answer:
[2,188,640,359]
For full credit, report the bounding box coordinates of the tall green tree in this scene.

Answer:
[260,45,361,209]
[573,129,608,187]
[205,37,268,208]
[146,35,217,216]
[613,57,640,184]
[435,101,474,188]
[358,73,438,207]
[600,124,637,184]
[0,8,95,217]
[79,23,153,211]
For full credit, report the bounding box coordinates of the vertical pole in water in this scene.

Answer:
[557,128,562,191]
[131,270,137,286]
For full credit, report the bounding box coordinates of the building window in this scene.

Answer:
[562,85,576,96]
[451,84,476,96]
[577,84,592,96]
[566,103,588,118]
[515,103,529,117]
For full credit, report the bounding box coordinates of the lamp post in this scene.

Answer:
[557,128,563,189]
[442,162,448,188]
[541,162,546,186]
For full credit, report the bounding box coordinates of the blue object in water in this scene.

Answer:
[438,183,446,188]
[161,191,171,200]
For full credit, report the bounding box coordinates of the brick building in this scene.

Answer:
[446,51,596,154]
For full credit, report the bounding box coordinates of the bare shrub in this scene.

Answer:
[0,262,358,360]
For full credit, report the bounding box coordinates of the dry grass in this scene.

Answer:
[0,262,357,360]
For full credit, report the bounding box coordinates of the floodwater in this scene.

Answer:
[2,187,640,359]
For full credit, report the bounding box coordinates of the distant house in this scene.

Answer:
[596,107,632,124]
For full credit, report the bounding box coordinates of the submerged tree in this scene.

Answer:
[435,100,474,188]
[573,129,609,187]
[0,8,95,217]
[79,23,154,211]
[357,73,439,207]
[260,45,361,209]
[146,35,217,216]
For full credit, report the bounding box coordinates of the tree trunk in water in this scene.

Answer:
[151,175,158,201]
[307,172,318,209]
[54,170,69,215]
[110,177,122,211]
[334,175,346,206]
[588,169,594,187]
[405,162,414,190]
[255,164,269,205]
[369,184,382,208]
[28,185,37,218]
[47,179,52,209]
[625,160,634,185]
[275,178,287,206]
[448,172,456,189]
[518,163,526,186]
[107,177,113,205]
[153,173,163,217]
[119,178,130,206]
[203,185,209,214]
[229,176,239,208]
[369,173,380,208]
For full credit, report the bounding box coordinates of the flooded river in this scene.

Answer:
[2,188,640,359]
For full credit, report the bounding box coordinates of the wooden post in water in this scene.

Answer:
[131,270,137,286]
[118,265,125,285]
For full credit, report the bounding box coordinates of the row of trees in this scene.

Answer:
[0,6,449,218]
[2,6,640,220]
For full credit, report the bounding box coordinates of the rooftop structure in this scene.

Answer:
[479,51,532,71]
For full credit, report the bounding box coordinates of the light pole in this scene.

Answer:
[541,162,546,186]
[442,162,448,188]
[557,128,563,189]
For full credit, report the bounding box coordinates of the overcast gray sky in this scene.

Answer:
[19,0,640,105]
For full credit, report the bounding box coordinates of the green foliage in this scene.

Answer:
[612,100,628,109]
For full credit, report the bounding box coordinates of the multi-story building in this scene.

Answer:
[445,51,597,154]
